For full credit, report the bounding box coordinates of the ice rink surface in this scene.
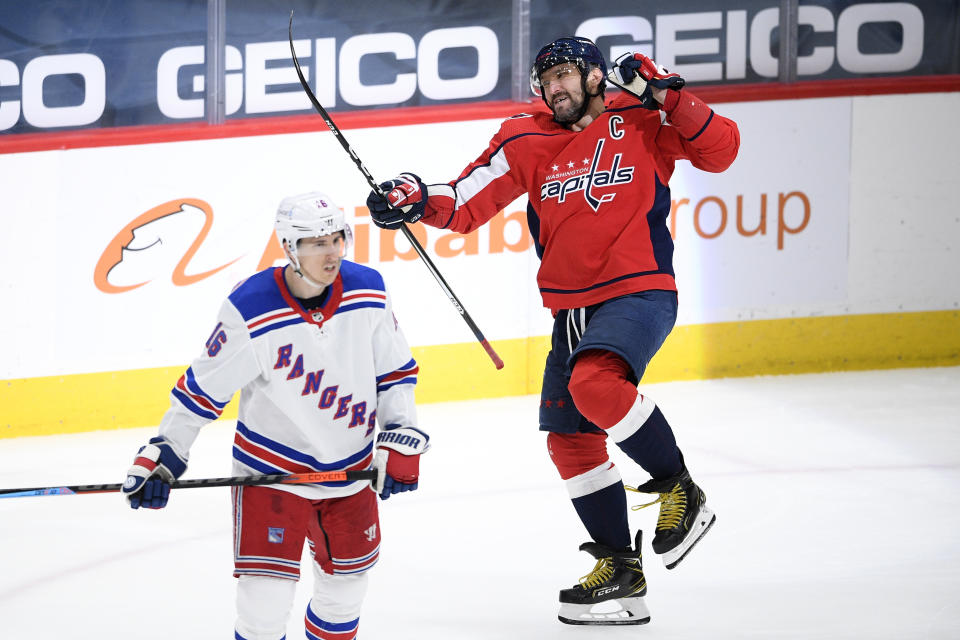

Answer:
[1,366,959,639]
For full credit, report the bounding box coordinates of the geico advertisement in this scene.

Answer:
[0,98,849,379]
[1,0,953,133]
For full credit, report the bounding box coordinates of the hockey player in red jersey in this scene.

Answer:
[367,36,739,625]
[122,192,428,640]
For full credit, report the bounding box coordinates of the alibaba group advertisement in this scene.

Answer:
[94,199,243,293]
[0,98,849,381]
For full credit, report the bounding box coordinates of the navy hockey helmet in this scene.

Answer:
[529,36,607,97]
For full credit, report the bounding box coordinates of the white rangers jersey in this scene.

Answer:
[156,260,420,500]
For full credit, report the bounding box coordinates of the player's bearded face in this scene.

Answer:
[297,233,344,286]
[542,64,585,125]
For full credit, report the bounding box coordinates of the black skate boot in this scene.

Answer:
[557,531,650,626]
[628,457,716,570]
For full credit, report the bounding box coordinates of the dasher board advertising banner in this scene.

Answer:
[1,0,957,133]
[0,96,850,380]
[537,0,960,83]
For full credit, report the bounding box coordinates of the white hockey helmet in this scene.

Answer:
[275,192,353,270]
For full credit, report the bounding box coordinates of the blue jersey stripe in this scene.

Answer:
[376,358,417,382]
[335,301,386,315]
[184,367,228,409]
[687,110,714,141]
[249,317,304,339]
[232,446,359,488]
[232,447,284,474]
[172,387,219,420]
[377,376,418,392]
[236,421,374,470]
[647,173,675,277]
[537,269,673,295]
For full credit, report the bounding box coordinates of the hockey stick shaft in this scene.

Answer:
[288,13,503,370]
[0,469,378,499]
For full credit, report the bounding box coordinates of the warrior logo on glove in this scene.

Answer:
[372,426,430,500]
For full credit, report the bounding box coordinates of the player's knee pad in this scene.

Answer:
[568,350,638,428]
[235,575,297,640]
[547,430,609,479]
[305,564,368,639]
[547,431,622,499]
[309,562,369,619]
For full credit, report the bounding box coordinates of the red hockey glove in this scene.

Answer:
[608,53,685,110]
[366,172,427,230]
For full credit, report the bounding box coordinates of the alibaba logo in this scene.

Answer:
[94,198,241,294]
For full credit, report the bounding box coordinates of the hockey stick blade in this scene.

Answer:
[288,12,503,371]
[0,469,378,499]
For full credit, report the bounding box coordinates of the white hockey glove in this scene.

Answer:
[122,437,188,509]
[372,426,430,500]
[608,53,685,110]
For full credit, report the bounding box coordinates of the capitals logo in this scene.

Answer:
[540,137,634,212]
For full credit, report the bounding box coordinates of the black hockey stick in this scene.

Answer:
[288,12,504,371]
[0,469,378,499]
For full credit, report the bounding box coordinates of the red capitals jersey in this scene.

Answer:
[420,90,740,312]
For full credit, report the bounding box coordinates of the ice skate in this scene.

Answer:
[628,459,716,570]
[557,531,651,626]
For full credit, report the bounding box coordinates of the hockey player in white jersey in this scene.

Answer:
[121,192,428,640]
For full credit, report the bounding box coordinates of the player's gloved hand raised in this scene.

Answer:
[372,426,430,499]
[366,172,427,230]
[122,437,188,509]
[609,53,685,110]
